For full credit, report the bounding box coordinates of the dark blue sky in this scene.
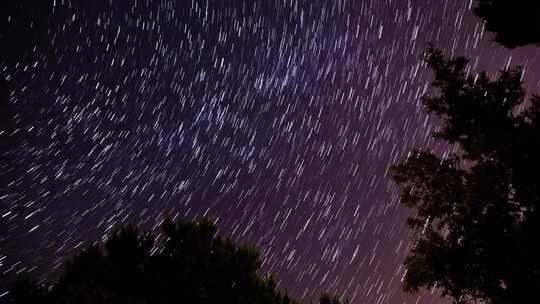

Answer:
[1,1,539,303]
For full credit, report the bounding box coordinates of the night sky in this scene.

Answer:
[2,1,540,303]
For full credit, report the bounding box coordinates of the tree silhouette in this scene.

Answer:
[8,218,296,304]
[391,47,540,304]
[8,218,347,304]
[319,292,349,304]
[473,0,540,48]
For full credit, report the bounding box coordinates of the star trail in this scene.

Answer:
[2,0,540,303]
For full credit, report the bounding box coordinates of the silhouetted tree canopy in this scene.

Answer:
[8,218,348,304]
[319,292,349,304]
[391,47,540,304]
[474,0,540,48]
[8,218,296,304]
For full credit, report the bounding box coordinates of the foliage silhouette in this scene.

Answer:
[391,47,540,304]
[319,292,349,304]
[8,218,296,304]
[473,0,540,48]
[8,218,348,304]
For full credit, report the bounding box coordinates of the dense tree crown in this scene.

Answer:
[9,218,346,304]
[391,47,540,304]
[319,292,349,304]
[474,0,540,48]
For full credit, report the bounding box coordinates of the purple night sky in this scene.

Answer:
[1,1,540,303]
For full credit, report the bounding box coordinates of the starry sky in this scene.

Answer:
[1,0,540,303]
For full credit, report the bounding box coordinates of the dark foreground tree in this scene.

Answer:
[8,218,349,304]
[8,218,294,304]
[319,292,349,304]
[474,0,540,48]
[391,47,540,304]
